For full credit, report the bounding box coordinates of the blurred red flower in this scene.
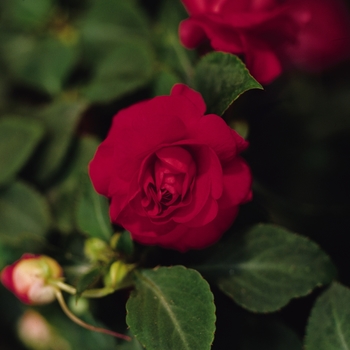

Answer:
[180,0,350,83]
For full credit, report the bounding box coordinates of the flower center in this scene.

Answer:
[157,172,185,206]
[141,146,195,217]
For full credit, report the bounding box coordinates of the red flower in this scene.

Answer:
[179,0,350,84]
[1,254,63,305]
[89,84,252,252]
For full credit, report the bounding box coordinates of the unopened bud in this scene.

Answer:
[1,254,62,305]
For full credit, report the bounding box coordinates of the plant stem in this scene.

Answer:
[54,289,131,341]
[50,280,116,298]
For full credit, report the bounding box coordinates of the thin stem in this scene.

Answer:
[54,289,131,341]
[51,280,76,295]
[50,281,116,298]
[81,287,115,298]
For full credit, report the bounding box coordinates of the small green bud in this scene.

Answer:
[104,261,135,290]
[84,238,113,263]
[110,233,122,250]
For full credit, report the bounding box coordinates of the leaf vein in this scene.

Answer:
[138,272,191,350]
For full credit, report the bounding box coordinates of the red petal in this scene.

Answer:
[103,95,203,184]
[89,144,113,196]
[179,19,207,48]
[178,205,239,251]
[1,264,16,293]
[171,84,207,115]
[243,34,283,84]
[283,0,350,71]
[185,197,218,227]
[181,0,227,15]
[183,16,243,52]
[155,146,194,174]
[1,262,32,304]
[191,114,248,162]
[221,157,253,207]
[171,146,219,222]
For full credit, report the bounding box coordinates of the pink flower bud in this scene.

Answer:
[1,254,63,305]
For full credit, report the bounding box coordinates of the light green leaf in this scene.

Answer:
[30,99,87,183]
[126,266,215,350]
[0,117,44,185]
[0,0,54,30]
[80,41,154,103]
[196,224,336,312]
[1,33,77,95]
[193,52,263,115]
[48,136,99,233]
[76,173,113,241]
[0,181,50,246]
[79,0,150,64]
[0,70,7,107]
[305,282,350,350]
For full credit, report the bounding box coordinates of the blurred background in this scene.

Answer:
[1,0,350,349]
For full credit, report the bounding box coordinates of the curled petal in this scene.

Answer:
[179,19,208,48]
[185,197,218,227]
[191,114,248,162]
[171,84,207,116]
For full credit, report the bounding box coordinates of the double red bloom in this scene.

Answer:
[89,84,252,252]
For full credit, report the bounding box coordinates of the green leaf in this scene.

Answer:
[118,331,145,350]
[154,0,196,83]
[193,52,263,115]
[30,99,87,183]
[0,242,17,270]
[79,0,150,64]
[116,231,134,257]
[152,70,180,96]
[76,173,113,241]
[75,266,106,297]
[305,282,350,350]
[0,70,7,107]
[0,33,78,95]
[0,117,44,185]
[80,41,154,103]
[196,224,336,312]
[0,181,50,247]
[126,266,215,350]
[0,0,54,30]
[48,136,99,233]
